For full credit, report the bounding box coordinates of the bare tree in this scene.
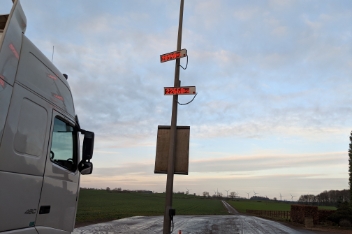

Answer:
[229,192,237,200]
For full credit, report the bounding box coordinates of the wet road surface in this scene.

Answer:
[72,215,318,234]
[72,200,319,234]
[222,200,239,214]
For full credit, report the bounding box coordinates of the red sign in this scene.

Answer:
[160,49,187,63]
[164,86,196,95]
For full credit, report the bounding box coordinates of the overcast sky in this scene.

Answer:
[4,0,352,199]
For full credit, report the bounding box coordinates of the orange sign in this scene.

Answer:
[164,86,196,95]
[160,49,187,63]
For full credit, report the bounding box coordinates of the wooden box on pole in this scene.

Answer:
[154,125,190,175]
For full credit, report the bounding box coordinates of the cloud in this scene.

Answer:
[233,7,260,21]
[268,0,295,9]
[172,175,348,198]
[81,167,348,197]
[93,165,152,177]
[90,151,347,176]
[190,151,347,173]
[25,0,352,144]
[19,0,352,197]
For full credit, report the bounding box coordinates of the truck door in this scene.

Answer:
[35,110,80,233]
[0,83,51,232]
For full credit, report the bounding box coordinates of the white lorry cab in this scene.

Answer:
[0,1,95,233]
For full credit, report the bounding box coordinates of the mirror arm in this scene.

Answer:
[75,115,89,134]
[75,127,89,135]
[75,115,81,131]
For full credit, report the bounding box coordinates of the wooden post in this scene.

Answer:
[163,1,184,233]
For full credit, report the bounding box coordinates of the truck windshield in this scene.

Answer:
[50,117,77,172]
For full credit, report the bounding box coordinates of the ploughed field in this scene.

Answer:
[75,189,336,227]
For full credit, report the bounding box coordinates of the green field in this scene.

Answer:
[227,200,337,213]
[228,200,291,213]
[76,190,337,226]
[76,189,228,225]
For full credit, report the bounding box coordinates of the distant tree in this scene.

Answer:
[349,131,352,206]
[229,192,237,200]
[297,190,350,206]
[203,191,209,197]
[273,197,277,201]
[106,187,110,191]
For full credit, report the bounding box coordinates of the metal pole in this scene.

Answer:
[163,0,184,233]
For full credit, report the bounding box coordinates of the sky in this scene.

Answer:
[2,0,352,200]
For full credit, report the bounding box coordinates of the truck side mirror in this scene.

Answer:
[78,130,94,175]
[82,131,94,161]
[78,161,93,175]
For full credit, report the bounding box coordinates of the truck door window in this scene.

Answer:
[50,117,77,172]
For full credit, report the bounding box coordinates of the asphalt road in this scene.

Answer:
[73,215,319,234]
[72,201,318,234]
[222,200,239,214]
